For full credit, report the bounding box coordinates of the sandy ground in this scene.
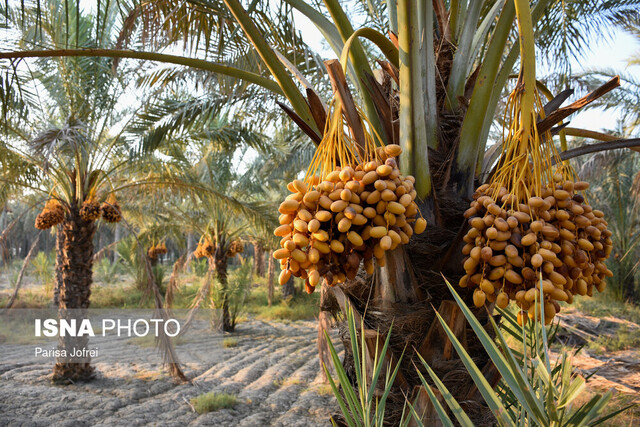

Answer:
[555,308,640,398]
[0,318,340,427]
[1,274,638,426]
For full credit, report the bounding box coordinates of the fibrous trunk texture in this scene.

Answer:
[52,207,96,383]
[281,275,296,300]
[53,226,64,307]
[253,242,265,277]
[214,250,232,332]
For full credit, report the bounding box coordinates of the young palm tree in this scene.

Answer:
[151,116,275,331]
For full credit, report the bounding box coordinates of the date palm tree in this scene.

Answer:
[0,1,183,382]
[136,101,276,330]
[2,0,640,420]
[571,18,640,301]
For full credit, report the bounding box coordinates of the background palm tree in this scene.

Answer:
[580,148,640,302]
[151,114,275,331]
[0,1,174,381]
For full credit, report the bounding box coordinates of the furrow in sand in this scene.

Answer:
[266,333,343,426]
[0,319,338,426]
[237,344,317,398]
[220,341,307,389]
[260,349,322,412]
[209,326,313,383]
[271,384,337,427]
[205,341,278,381]
[190,340,272,382]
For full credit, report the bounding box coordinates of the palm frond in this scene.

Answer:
[575,70,640,129]
[536,0,640,78]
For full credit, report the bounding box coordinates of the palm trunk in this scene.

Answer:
[214,249,232,332]
[112,223,121,264]
[0,209,7,267]
[255,243,265,277]
[282,275,295,300]
[267,250,275,306]
[52,226,64,308]
[186,233,194,273]
[52,206,96,383]
[148,254,158,267]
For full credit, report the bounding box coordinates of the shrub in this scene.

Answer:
[116,238,147,290]
[210,260,251,330]
[190,392,237,414]
[325,279,633,426]
[31,251,54,294]
[192,258,208,277]
[223,337,238,348]
[95,257,119,285]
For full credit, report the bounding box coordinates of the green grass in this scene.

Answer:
[223,337,238,348]
[0,289,51,308]
[572,289,640,325]
[0,313,50,344]
[253,302,319,321]
[311,383,334,396]
[576,389,639,426]
[91,285,151,308]
[190,392,238,414]
[587,324,640,355]
[244,284,320,321]
[3,269,317,321]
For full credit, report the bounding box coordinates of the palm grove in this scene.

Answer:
[1,0,640,423]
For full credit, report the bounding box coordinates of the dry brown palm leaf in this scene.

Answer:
[277,102,322,144]
[325,59,367,151]
[562,127,640,153]
[165,254,187,311]
[306,87,328,132]
[2,232,41,310]
[120,216,188,382]
[361,72,395,146]
[180,268,214,334]
[92,240,120,263]
[537,76,621,134]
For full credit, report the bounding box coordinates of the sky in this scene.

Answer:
[562,28,639,132]
[291,11,640,135]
